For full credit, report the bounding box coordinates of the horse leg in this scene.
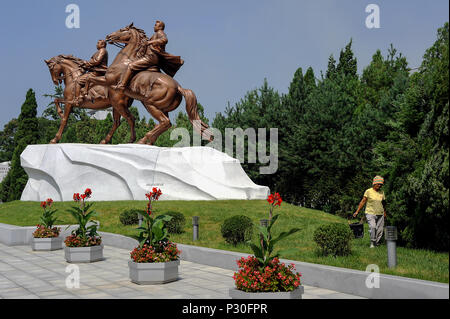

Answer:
[100,108,121,144]
[138,104,171,145]
[50,103,73,144]
[54,99,64,119]
[111,95,136,144]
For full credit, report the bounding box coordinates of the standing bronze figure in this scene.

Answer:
[45,22,212,145]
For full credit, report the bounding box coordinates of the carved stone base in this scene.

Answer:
[20,144,269,201]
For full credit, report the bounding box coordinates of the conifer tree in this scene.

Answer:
[0,89,39,201]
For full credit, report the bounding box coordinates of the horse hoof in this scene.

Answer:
[49,139,57,144]
[100,140,106,144]
[137,138,146,144]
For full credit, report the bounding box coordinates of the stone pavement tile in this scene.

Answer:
[66,287,98,295]
[151,292,190,299]
[101,287,140,297]
[27,284,61,293]
[110,291,153,299]
[0,264,15,272]
[164,285,212,296]
[0,287,34,298]
[131,295,161,299]
[4,294,40,299]
[34,288,73,297]
[18,279,53,289]
[0,280,19,289]
[79,292,117,299]
[194,292,230,299]
[304,287,340,295]
[301,294,321,299]
[319,292,366,299]
[92,283,123,290]
[47,279,72,289]
[49,294,81,299]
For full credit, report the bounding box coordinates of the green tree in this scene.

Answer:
[0,118,18,162]
[0,89,40,201]
[374,23,449,250]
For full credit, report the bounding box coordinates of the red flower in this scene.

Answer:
[273,192,282,206]
[84,188,92,198]
[81,194,87,200]
[267,193,282,206]
[40,201,47,208]
[145,187,162,201]
[46,198,53,207]
[73,193,81,202]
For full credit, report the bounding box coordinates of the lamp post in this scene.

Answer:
[192,216,199,241]
[138,213,143,227]
[385,226,397,268]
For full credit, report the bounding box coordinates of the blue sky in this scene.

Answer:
[0,0,448,129]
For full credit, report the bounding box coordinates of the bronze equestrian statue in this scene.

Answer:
[44,54,134,144]
[44,21,212,145]
[112,20,184,91]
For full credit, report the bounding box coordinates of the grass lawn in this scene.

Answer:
[0,199,448,283]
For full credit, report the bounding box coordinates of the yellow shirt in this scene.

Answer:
[364,188,385,215]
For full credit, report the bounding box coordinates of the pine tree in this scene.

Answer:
[0,89,40,201]
[0,118,18,162]
[336,39,357,78]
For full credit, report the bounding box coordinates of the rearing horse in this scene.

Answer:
[87,23,213,145]
[44,55,135,144]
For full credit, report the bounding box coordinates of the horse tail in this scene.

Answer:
[177,86,213,142]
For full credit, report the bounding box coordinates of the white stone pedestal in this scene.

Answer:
[20,144,269,201]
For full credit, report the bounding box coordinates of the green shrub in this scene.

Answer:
[164,211,186,234]
[313,223,353,256]
[119,209,144,226]
[221,215,254,246]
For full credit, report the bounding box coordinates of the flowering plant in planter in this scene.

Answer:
[33,198,60,238]
[131,188,180,262]
[64,188,101,247]
[233,256,301,292]
[233,192,302,293]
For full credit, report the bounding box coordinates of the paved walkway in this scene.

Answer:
[0,243,365,299]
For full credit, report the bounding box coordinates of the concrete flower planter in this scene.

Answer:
[64,245,104,263]
[128,259,180,284]
[229,286,304,299]
[31,237,63,251]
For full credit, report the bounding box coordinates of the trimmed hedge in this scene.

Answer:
[313,223,353,256]
[164,211,186,234]
[119,209,144,226]
[221,215,254,246]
